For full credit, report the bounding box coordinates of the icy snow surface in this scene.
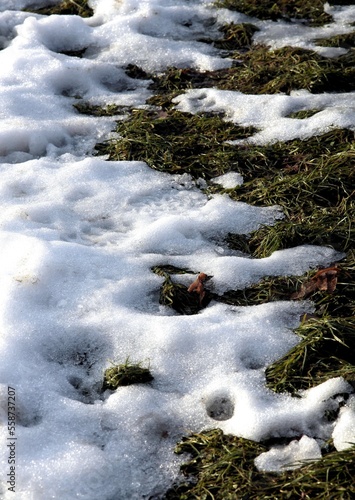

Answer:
[0,0,354,498]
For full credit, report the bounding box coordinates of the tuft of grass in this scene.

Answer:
[95,109,256,179]
[73,101,127,116]
[102,358,153,391]
[165,429,355,499]
[315,32,355,49]
[220,129,355,256]
[24,0,94,17]
[148,46,355,99]
[287,109,320,119]
[214,0,333,26]
[199,22,259,51]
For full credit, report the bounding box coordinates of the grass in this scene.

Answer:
[315,32,355,49]
[214,0,333,26]
[220,128,355,256]
[164,429,355,500]
[199,22,259,51]
[265,250,355,394]
[74,102,127,116]
[220,46,355,94]
[24,0,93,17]
[102,358,153,390]
[287,109,321,119]
[95,109,256,179]
[144,46,355,103]
[266,316,355,394]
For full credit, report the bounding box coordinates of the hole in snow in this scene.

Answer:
[67,375,102,404]
[205,392,234,421]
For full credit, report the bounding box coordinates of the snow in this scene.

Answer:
[211,171,244,188]
[173,89,355,144]
[0,1,354,498]
[332,394,355,451]
[255,435,322,472]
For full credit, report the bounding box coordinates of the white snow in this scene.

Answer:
[0,1,354,498]
[173,89,355,144]
[211,171,244,188]
[255,435,322,472]
[332,394,355,451]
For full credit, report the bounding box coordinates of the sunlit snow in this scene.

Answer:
[0,1,354,499]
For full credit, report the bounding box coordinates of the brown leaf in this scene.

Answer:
[188,273,208,304]
[327,272,338,293]
[291,280,318,300]
[291,266,339,300]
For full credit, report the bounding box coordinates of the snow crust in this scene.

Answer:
[0,0,354,498]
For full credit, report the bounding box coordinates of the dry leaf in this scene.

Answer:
[188,273,208,304]
[291,266,339,300]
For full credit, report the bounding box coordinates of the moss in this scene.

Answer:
[95,109,256,179]
[24,0,94,17]
[102,359,153,390]
[214,0,333,26]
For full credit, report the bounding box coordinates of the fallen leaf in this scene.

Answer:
[188,272,208,304]
[291,266,339,300]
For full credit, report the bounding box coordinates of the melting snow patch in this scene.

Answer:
[255,435,322,472]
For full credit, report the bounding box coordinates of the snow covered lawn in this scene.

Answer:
[0,1,354,498]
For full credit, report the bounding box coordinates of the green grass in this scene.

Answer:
[95,109,256,179]
[199,22,259,51]
[214,0,333,26]
[266,316,355,394]
[219,129,355,256]
[265,250,355,394]
[24,0,93,17]
[102,359,153,390]
[315,32,355,49]
[164,429,355,500]
[74,102,127,116]
[146,46,355,99]
[220,46,355,94]
[152,266,212,314]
